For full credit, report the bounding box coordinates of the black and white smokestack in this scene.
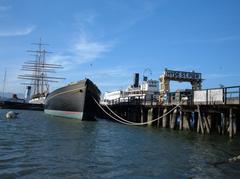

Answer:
[25,86,32,102]
[133,73,139,88]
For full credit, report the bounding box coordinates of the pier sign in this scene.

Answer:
[194,89,224,104]
[164,69,202,81]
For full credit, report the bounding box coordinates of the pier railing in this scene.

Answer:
[224,86,240,105]
[102,86,240,106]
[167,86,240,106]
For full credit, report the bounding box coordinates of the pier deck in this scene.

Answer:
[99,86,240,139]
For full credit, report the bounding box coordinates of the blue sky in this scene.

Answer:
[0,0,240,95]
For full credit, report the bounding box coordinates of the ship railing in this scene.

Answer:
[104,94,160,106]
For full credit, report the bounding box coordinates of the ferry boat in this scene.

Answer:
[0,93,43,110]
[102,73,159,105]
[44,79,101,120]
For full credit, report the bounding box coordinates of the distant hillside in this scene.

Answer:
[0,92,24,99]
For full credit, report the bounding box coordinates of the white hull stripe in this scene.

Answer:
[44,109,83,120]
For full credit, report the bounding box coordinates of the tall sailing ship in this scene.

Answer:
[18,39,64,104]
[18,39,101,120]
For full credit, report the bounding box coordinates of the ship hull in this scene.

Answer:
[44,79,100,120]
[0,100,43,110]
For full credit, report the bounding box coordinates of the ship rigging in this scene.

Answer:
[18,39,65,103]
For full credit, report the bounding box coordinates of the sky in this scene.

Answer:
[0,0,240,95]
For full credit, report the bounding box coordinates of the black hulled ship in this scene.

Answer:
[44,79,101,120]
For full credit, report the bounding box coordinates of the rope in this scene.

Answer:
[93,98,182,126]
[94,98,137,125]
[104,101,180,125]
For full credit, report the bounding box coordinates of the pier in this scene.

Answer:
[99,70,240,139]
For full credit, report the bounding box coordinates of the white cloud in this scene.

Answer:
[85,66,130,78]
[97,80,130,90]
[0,5,10,12]
[74,10,97,27]
[73,37,112,64]
[0,5,10,18]
[84,66,133,91]
[215,36,240,42]
[171,36,240,45]
[70,11,113,64]
[0,26,35,37]
[207,73,240,79]
[46,37,113,70]
[101,1,159,35]
[47,54,74,71]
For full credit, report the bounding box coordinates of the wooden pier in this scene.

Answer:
[99,86,240,139]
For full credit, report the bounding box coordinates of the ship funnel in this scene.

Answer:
[25,86,31,102]
[133,73,139,88]
[143,76,148,81]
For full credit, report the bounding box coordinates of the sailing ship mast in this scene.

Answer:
[2,68,7,98]
[18,39,65,98]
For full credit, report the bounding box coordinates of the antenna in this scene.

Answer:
[2,68,7,98]
[143,68,152,81]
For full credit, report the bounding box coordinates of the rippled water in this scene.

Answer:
[0,109,240,178]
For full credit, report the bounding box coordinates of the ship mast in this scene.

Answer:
[2,68,7,98]
[18,39,65,96]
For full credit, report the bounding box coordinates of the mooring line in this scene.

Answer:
[104,101,180,125]
[93,98,137,125]
[93,97,183,126]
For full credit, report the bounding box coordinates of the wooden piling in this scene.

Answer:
[229,108,233,139]
[179,110,183,130]
[193,112,198,130]
[170,109,177,129]
[147,108,153,126]
[197,105,204,134]
[207,113,212,131]
[215,113,222,134]
[162,108,168,128]
[183,112,190,130]
[221,113,225,135]
[203,113,210,134]
[141,107,148,124]
[233,112,237,136]
[131,107,135,122]
[141,107,144,123]
[157,108,162,127]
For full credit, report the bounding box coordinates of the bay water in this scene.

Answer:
[0,109,240,178]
